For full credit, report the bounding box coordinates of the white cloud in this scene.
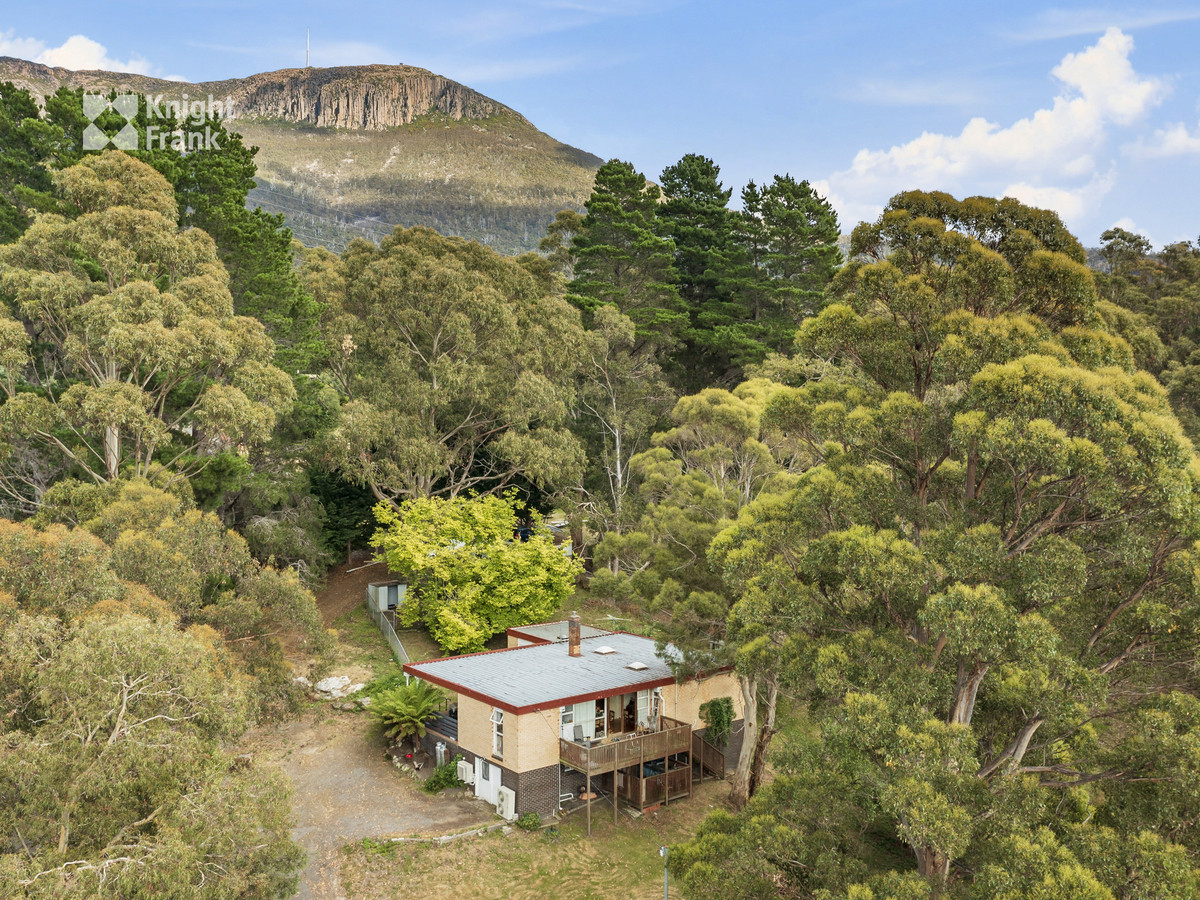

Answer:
[0,29,158,76]
[1002,168,1117,222]
[1128,120,1200,156]
[1013,6,1200,41]
[821,28,1164,230]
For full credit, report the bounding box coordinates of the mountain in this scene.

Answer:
[0,58,603,253]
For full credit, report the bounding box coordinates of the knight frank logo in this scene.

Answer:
[81,92,233,152]
[83,93,139,150]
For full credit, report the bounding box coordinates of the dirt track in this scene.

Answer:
[251,560,490,899]
[252,710,487,900]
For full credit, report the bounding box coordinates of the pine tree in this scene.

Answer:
[658,154,737,389]
[569,159,685,358]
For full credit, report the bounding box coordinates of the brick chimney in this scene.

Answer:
[568,612,581,657]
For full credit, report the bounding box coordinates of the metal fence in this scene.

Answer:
[365,594,411,665]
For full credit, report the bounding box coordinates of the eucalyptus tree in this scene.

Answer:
[0,151,293,512]
[305,226,586,506]
[672,191,1200,898]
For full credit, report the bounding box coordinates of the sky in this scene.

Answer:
[2,1,1200,246]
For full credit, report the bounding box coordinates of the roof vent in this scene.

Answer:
[593,646,617,655]
[625,661,649,670]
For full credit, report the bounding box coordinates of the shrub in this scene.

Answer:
[699,696,734,747]
[516,811,542,831]
[423,755,466,794]
[358,672,408,699]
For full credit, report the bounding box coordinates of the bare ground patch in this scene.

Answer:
[247,709,489,900]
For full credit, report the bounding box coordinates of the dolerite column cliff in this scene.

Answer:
[227,65,510,129]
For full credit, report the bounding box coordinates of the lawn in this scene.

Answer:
[338,779,730,900]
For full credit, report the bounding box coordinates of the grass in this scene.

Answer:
[338,779,731,900]
[328,605,399,680]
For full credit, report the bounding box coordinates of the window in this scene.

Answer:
[491,707,504,758]
[560,705,574,726]
[594,698,607,739]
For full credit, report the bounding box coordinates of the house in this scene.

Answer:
[405,614,744,827]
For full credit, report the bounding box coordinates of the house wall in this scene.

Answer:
[431,671,746,819]
[513,707,562,772]
[455,693,498,764]
[666,671,744,728]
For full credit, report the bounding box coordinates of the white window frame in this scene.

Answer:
[491,707,504,759]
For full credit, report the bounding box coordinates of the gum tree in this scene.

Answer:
[306,226,585,505]
[0,151,293,510]
[673,192,1200,898]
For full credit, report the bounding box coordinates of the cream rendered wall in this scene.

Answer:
[455,693,497,763]
[457,694,561,773]
[455,672,743,774]
[666,672,744,728]
[512,707,563,772]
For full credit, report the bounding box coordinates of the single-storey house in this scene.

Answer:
[405,615,744,825]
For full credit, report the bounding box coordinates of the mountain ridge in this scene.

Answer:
[0,57,603,253]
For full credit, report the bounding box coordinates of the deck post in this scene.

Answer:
[586,769,591,837]
[639,740,645,810]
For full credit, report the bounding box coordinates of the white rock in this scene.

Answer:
[293,675,312,688]
[314,675,351,695]
[357,696,373,708]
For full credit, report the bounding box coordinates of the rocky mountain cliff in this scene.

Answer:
[0,58,602,253]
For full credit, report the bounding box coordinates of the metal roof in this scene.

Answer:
[405,632,681,713]
[507,620,611,643]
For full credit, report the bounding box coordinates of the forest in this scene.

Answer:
[3,83,1200,899]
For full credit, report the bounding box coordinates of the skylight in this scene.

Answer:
[626,661,649,670]
[593,646,617,655]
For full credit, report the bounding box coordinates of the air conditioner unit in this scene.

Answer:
[496,786,516,821]
[457,760,475,785]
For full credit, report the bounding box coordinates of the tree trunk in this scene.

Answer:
[729,676,758,809]
[915,844,950,883]
[978,717,1045,778]
[948,659,988,726]
[104,425,120,481]
[747,679,779,797]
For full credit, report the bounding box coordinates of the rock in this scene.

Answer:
[357,696,372,708]
[502,826,513,835]
[293,675,312,688]
[314,675,350,695]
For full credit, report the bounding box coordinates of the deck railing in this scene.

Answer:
[692,731,725,779]
[559,716,691,775]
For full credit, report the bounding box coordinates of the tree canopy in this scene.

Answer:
[0,151,294,513]
[372,492,580,653]
[306,226,586,506]
[670,191,1200,897]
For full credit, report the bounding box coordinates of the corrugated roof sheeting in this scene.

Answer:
[406,632,679,710]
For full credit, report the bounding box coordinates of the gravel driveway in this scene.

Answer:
[254,711,488,900]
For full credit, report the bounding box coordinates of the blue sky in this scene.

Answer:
[3,1,1200,246]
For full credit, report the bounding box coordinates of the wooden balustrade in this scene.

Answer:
[559,716,692,775]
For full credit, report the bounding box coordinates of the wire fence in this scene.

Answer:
[365,594,411,665]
